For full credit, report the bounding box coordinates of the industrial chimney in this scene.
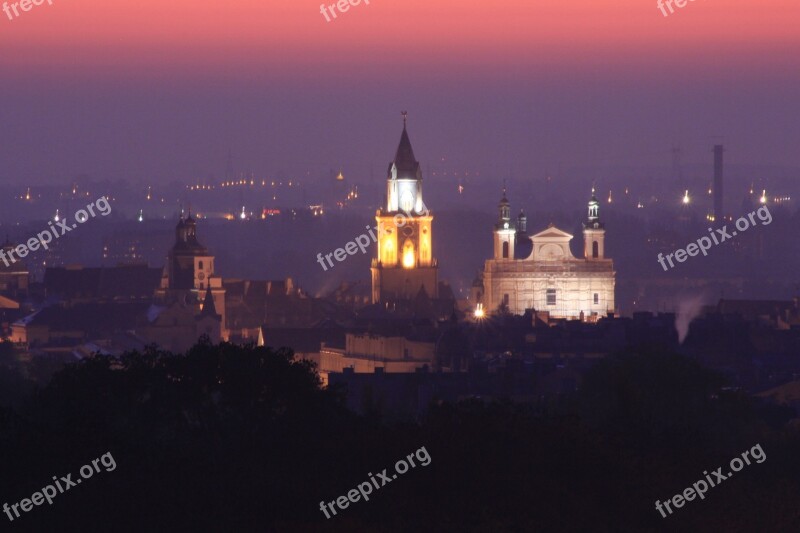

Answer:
[714,145,724,220]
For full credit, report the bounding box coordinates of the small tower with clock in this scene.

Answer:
[493,188,516,260]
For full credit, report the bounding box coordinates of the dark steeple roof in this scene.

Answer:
[173,214,208,254]
[388,114,422,181]
[199,285,220,320]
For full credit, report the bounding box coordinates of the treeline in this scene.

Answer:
[0,339,798,532]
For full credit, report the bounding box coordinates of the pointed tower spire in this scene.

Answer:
[391,112,420,179]
[199,285,220,318]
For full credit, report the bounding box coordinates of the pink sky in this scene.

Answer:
[1,0,798,76]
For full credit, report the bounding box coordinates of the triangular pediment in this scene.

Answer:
[531,226,573,241]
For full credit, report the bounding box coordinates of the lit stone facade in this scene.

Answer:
[473,191,615,320]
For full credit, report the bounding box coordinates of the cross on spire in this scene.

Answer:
[401,110,408,128]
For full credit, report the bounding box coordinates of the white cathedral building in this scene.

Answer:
[472,190,616,321]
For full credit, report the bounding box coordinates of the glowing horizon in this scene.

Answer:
[1,0,798,76]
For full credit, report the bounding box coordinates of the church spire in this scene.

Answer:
[498,185,511,224]
[390,111,420,180]
[587,185,600,224]
[199,285,220,319]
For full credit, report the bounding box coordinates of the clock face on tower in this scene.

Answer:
[198,272,206,280]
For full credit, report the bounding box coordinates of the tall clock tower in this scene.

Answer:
[371,113,438,303]
[155,214,226,330]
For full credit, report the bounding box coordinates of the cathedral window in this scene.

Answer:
[402,239,415,268]
[546,289,556,306]
[502,241,509,258]
[592,241,599,258]
[594,293,599,304]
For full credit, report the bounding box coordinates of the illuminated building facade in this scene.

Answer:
[473,190,615,320]
[371,115,438,303]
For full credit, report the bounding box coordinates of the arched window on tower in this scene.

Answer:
[592,241,599,258]
[502,241,509,258]
[402,239,415,268]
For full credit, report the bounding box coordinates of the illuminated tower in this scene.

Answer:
[583,188,605,260]
[371,113,438,303]
[493,189,515,260]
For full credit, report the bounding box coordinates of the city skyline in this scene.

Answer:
[2,3,800,530]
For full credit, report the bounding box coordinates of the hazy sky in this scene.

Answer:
[1,0,799,184]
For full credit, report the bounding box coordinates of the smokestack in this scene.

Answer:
[714,145,724,219]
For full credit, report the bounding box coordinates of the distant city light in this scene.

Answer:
[54,209,60,222]
[682,190,690,205]
[760,189,767,204]
[474,303,485,319]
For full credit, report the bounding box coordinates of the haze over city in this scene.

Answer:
[1,0,799,185]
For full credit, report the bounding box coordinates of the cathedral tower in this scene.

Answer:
[493,189,515,260]
[371,113,438,303]
[155,213,226,334]
[583,188,606,260]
